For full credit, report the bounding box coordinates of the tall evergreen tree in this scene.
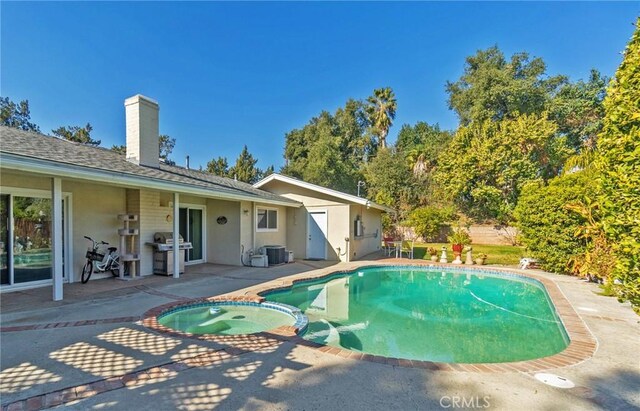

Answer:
[111,144,126,154]
[159,135,176,164]
[229,145,260,183]
[52,123,101,146]
[206,156,230,177]
[0,97,40,132]
[260,165,275,179]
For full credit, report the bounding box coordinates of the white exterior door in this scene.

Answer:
[307,211,327,260]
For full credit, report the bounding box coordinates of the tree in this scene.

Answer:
[334,99,376,165]
[283,110,333,179]
[435,113,570,222]
[593,19,640,311]
[229,145,260,184]
[260,165,275,179]
[111,144,126,154]
[1,97,40,132]
[446,46,565,125]
[159,135,176,164]
[550,69,608,153]
[302,133,356,193]
[366,87,397,148]
[52,123,101,146]
[206,156,230,177]
[283,98,373,193]
[396,122,453,176]
[364,148,418,221]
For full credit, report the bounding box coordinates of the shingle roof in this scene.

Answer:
[254,173,395,213]
[0,126,299,206]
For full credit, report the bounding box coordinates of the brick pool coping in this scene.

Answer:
[140,295,303,344]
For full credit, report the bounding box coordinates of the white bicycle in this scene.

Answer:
[81,236,128,283]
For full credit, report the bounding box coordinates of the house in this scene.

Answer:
[0,94,390,301]
[254,174,392,262]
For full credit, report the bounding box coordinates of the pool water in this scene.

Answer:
[158,304,295,335]
[266,266,570,363]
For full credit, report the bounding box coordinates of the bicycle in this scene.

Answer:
[81,236,128,283]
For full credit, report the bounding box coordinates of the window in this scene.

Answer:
[256,208,277,231]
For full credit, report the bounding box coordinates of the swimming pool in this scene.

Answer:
[157,301,302,335]
[265,266,570,363]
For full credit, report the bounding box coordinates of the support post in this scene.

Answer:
[173,192,180,279]
[52,177,63,301]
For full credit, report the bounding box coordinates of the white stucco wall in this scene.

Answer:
[285,206,307,261]
[350,204,383,260]
[256,180,358,262]
[207,199,241,266]
[66,181,126,281]
[254,203,287,249]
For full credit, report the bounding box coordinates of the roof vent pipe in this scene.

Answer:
[186,155,190,169]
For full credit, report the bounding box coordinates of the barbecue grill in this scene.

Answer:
[147,232,193,275]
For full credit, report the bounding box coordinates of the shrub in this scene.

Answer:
[408,206,457,241]
[514,172,590,274]
[594,19,640,310]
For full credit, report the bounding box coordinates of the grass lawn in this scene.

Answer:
[412,243,526,266]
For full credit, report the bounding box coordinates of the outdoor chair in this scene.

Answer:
[400,240,414,259]
[383,237,396,256]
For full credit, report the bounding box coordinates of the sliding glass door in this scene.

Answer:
[0,188,71,289]
[179,206,204,264]
[13,196,53,283]
[1,195,9,285]
[1,191,56,287]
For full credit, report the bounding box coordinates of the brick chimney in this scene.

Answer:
[125,94,159,167]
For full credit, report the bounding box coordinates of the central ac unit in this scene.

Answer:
[263,245,286,265]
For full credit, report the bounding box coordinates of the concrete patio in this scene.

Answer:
[1,260,638,410]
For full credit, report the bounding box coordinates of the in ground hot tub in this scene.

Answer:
[157,301,307,335]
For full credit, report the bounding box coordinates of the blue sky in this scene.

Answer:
[2,2,637,170]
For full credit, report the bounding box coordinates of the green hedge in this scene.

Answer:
[514,172,589,274]
[595,19,640,310]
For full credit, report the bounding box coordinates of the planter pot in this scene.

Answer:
[430,255,438,262]
[475,258,486,265]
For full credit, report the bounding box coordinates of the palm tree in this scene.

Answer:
[406,145,429,176]
[366,87,397,149]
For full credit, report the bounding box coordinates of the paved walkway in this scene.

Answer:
[1,259,638,410]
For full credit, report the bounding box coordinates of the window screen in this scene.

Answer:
[257,208,277,230]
